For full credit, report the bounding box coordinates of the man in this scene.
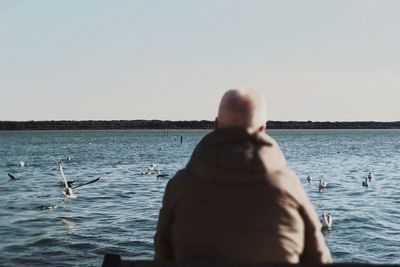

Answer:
[154,89,331,263]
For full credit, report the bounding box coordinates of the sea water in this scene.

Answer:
[0,129,399,266]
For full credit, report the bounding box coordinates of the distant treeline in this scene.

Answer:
[1,120,400,130]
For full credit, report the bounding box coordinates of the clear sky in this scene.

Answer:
[0,0,399,121]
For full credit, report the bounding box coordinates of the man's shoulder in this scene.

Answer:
[170,168,189,180]
[165,168,190,189]
[268,168,304,202]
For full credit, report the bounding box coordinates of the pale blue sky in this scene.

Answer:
[1,0,399,121]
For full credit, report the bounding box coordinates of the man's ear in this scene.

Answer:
[214,118,218,129]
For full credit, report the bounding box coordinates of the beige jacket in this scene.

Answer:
[154,128,331,263]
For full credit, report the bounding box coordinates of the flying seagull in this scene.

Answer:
[56,160,100,199]
[57,161,76,198]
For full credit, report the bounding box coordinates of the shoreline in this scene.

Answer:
[1,120,400,130]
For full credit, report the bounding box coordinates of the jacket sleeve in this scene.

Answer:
[154,180,174,260]
[298,189,332,263]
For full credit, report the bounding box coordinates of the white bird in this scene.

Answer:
[57,161,76,199]
[19,160,25,168]
[320,213,333,229]
[362,177,369,187]
[319,180,328,191]
[367,172,373,181]
[141,162,156,175]
[306,175,313,182]
[145,162,157,174]
[148,162,156,170]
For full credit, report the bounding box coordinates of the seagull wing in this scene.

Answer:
[57,161,69,189]
[72,177,100,189]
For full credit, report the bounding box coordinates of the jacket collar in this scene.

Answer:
[186,127,275,185]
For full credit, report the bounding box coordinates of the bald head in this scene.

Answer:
[216,89,267,133]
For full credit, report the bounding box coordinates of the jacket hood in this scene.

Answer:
[186,127,286,185]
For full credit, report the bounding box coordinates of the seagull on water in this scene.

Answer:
[142,162,157,175]
[320,213,333,229]
[148,162,156,171]
[362,177,369,187]
[19,160,25,168]
[367,172,374,181]
[319,180,328,191]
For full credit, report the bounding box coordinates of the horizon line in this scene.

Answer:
[1,119,400,123]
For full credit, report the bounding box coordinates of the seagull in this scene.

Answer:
[57,161,76,198]
[8,173,21,180]
[56,160,100,198]
[306,175,313,182]
[142,162,157,175]
[148,162,156,172]
[319,180,328,191]
[19,160,25,168]
[367,172,373,181]
[362,177,369,187]
[320,213,333,229]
